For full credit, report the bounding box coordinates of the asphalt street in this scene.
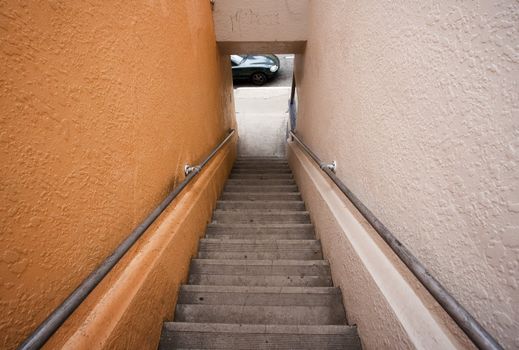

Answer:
[232,54,294,88]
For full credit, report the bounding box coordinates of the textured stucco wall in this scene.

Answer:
[288,143,472,350]
[293,0,518,348]
[0,1,235,349]
[213,0,308,53]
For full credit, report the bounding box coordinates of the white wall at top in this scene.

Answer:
[293,0,518,348]
[212,0,308,53]
[235,87,290,158]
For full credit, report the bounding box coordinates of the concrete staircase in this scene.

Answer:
[159,158,362,349]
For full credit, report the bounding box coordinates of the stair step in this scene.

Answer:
[159,323,362,350]
[205,223,314,240]
[224,185,298,193]
[197,251,322,260]
[212,210,310,224]
[226,179,295,186]
[236,157,287,162]
[221,192,301,201]
[232,165,290,171]
[175,304,346,325]
[232,168,292,174]
[233,164,288,168]
[199,239,320,251]
[216,200,305,211]
[224,184,298,193]
[230,173,293,179]
[178,285,342,306]
[190,259,330,276]
[189,274,331,286]
[157,157,362,349]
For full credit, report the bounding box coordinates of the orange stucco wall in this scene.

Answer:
[0,1,236,349]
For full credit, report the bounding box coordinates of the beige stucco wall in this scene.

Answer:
[288,143,471,350]
[0,1,236,349]
[293,0,518,348]
[213,0,308,53]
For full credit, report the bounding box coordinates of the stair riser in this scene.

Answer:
[190,263,330,276]
[234,162,288,166]
[175,305,346,325]
[232,169,292,174]
[221,193,301,201]
[224,185,298,193]
[188,274,332,287]
[225,179,295,186]
[197,251,323,260]
[162,332,357,350]
[216,201,305,210]
[178,290,342,306]
[212,213,310,224]
[206,232,313,240]
[232,167,290,172]
[230,173,293,179]
[199,240,320,250]
[235,161,288,164]
[206,224,314,236]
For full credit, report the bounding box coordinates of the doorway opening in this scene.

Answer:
[231,54,295,158]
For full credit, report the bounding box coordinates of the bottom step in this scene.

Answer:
[159,322,361,350]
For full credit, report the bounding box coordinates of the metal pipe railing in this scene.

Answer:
[18,129,236,350]
[289,130,503,350]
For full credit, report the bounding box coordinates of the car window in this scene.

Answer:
[230,55,245,66]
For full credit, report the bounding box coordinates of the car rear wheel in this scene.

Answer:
[251,72,267,86]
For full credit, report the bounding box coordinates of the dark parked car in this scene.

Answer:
[230,55,280,85]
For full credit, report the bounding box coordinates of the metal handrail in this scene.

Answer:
[18,129,236,350]
[289,130,502,350]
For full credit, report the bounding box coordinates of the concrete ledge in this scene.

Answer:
[288,141,472,349]
[218,41,306,54]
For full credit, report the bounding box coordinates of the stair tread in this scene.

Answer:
[175,304,346,325]
[221,193,301,201]
[178,286,341,306]
[213,211,311,224]
[214,208,308,212]
[159,322,361,350]
[221,192,301,196]
[200,238,317,243]
[207,223,313,228]
[224,185,298,192]
[191,259,328,266]
[190,259,330,276]
[189,274,331,287]
[199,239,320,249]
[180,285,339,294]
[232,169,292,173]
[216,201,305,211]
[158,159,361,349]
[164,322,355,334]
[205,224,314,240]
[216,199,305,204]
